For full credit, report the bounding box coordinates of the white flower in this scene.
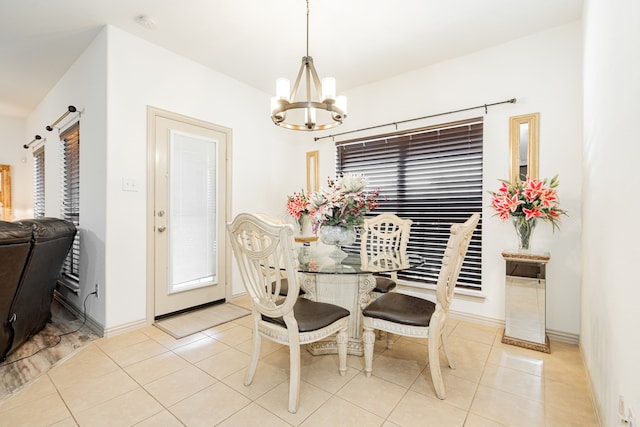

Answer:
[337,173,366,193]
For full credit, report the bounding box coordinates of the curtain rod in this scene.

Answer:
[23,105,80,149]
[313,97,517,142]
[46,105,78,131]
[23,135,44,149]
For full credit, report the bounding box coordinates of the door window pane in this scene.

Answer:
[169,130,217,293]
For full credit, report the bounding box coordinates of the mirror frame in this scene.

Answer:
[306,150,319,192]
[509,112,540,182]
[0,164,12,221]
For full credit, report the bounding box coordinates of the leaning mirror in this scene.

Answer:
[306,150,319,192]
[509,113,539,182]
[0,164,12,221]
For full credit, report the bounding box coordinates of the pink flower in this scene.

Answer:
[488,175,566,231]
[524,178,544,202]
[523,207,543,220]
[505,194,524,212]
[286,190,311,219]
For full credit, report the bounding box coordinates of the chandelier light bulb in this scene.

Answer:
[321,77,336,102]
[336,96,347,115]
[276,78,290,101]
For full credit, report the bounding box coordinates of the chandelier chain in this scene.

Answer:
[306,0,310,57]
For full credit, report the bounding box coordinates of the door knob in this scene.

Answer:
[158,226,166,232]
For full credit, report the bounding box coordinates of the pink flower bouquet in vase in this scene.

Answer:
[286,189,314,237]
[489,175,566,250]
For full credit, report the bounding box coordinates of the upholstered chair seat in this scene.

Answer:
[363,292,435,328]
[263,297,349,332]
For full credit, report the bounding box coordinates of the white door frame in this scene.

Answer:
[146,106,233,323]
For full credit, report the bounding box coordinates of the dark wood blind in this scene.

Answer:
[33,146,45,218]
[60,122,80,285]
[336,118,483,290]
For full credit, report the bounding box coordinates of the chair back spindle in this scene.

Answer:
[360,213,412,273]
[435,214,480,312]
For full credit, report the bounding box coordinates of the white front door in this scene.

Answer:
[150,110,230,317]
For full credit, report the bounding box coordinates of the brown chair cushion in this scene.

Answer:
[263,297,350,332]
[373,276,396,293]
[363,292,435,327]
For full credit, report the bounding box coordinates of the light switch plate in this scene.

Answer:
[122,177,138,192]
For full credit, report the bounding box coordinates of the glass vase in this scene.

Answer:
[512,216,536,250]
[297,214,313,237]
[319,225,356,263]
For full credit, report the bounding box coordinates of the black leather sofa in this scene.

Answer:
[0,218,76,361]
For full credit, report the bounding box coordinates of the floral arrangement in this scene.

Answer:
[309,173,379,231]
[489,175,566,230]
[286,189,312,219]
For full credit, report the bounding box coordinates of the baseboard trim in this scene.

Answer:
[448,309,505,329]
[56,288,580,343]
[394,284,581,344]
[547,328,579,344]
[53,292,104,337]
[103,319,148,338]
[580,342,603,426]
[54,292,149,338]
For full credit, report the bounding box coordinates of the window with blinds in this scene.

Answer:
[336,117,483,291]
[60,122,80,287]
[33,146,45,218]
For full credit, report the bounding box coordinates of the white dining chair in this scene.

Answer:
[227,212,350,413]
[361,213,479,399]
[360,213,412,297]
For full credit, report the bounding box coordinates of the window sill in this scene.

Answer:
[57,278,80,294]
[396,280,486,302]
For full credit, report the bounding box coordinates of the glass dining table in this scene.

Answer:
[295,247,423,356]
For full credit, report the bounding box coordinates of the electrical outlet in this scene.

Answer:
[620,396,634,426]
[94,283,99,298]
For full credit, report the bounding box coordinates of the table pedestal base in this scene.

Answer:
[300,271,375,357]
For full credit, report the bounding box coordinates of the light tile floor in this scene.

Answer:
[0,297,599,426]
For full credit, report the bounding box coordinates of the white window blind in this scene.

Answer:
[60,122,80,285]
[33,146,45,218]
[336,117,483,290]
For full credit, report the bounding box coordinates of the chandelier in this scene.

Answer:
[270,0,347,131]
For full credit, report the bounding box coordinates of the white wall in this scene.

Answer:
[0,116,29,219]
[17,21,584,339]
[15,24,317,333]
[25,28,109,326]
[104,26,298,329]
[312,22,584,336]
[582,0,640,424]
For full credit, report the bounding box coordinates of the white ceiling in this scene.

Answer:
[0,0,583,118]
